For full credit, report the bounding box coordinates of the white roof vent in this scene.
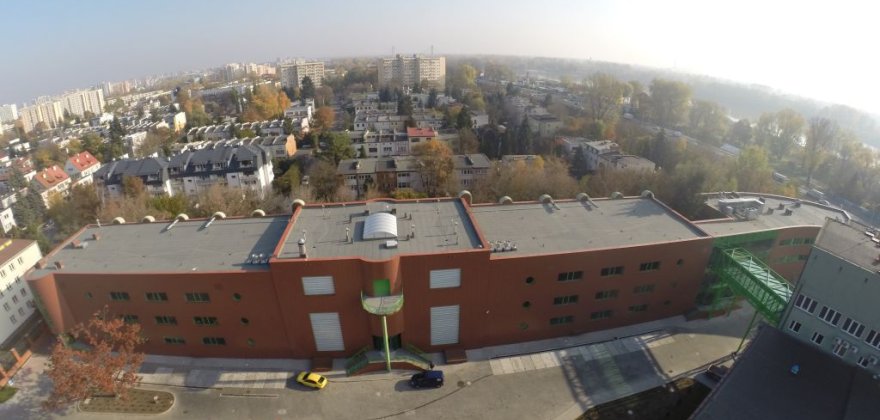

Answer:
[363,212,398,240]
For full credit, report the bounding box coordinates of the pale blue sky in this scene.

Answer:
[2,0,878,114]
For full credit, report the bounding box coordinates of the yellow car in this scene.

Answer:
[296,371,328,389]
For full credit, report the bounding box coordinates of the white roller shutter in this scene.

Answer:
[309,312,345,351]
[302,276,335,295]
[430,305,460,345]
[430,269,461,289]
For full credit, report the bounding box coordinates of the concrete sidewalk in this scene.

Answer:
[136,309,746,390]
[2,307,756,419]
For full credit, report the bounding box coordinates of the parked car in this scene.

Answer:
[410,370,444,388]
[296,371,328,389]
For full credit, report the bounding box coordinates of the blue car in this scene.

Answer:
[410,370,444,388]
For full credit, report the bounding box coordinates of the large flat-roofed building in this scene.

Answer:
[379,55,445,89]
[692,326,880,420]
[29,191,855,363]
[695,192,850,282]
[30,194,715,360]
[778,219,880,374]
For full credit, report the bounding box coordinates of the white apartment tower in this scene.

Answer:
[59,89,106,118]
[0,239,42,345]
[379,55,446,89]
[279,61,325,90]
[0,104,17,123]
[19,101,63,133]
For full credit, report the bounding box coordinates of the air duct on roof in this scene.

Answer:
[111,217,126,225]
[610,192,623,199]
[251,209,266,217]
[498,196,513,205]
[212,211,226,219]
[640,190,654,199]
[141,215,156,223]
[458,190,472,205]
[292,199,306,211]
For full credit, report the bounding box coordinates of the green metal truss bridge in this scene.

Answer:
[707,247,793,325]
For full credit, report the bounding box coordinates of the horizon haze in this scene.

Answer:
[1,0,877,115]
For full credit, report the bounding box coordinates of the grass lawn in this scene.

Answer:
[578,378,711,420]
[0,386,18,403]
[79,388,174,414]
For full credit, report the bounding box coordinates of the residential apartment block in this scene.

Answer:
[279,61,325,90]
[59,89,106,118]
[94,157,173,198]
[168,145,274,198]
[175,135,297,160]
[19,101,63,133]
[379,55,446,89]
[186,120,286,142]
[337,153,490,194]
[64,151,101,186]
[95,144,275,199]
[0,104,17,123]
[0,240,42,346]
[31,165,71,206]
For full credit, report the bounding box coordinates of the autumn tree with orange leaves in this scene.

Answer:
[44,306,145,409]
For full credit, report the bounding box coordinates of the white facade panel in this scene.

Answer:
[430,269,461,289]
[302,276,335,296]
[309,312,345,351]
[430,305,460,346]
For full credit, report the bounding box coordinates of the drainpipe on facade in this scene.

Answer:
[382,315,392,372]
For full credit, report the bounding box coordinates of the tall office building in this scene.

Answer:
[279,61,325,90]
[0,104,17,123]
[379,55,446,89]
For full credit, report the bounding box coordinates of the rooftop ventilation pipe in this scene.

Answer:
[498,196,513,205]
[251,209,266,217]
[141,215,156,223]
[458,190,472,205]
[292,199,306,212]
[298,238,307,258]
[111,217,126,225]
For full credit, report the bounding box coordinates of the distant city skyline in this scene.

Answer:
[2,0,877,115]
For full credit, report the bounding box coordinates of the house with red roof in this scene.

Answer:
[31,165,71,206]
[64,151,101,186]
[406,126,437,148]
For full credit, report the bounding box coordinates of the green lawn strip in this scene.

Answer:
[79,388,174,414]
[0,386,18,403]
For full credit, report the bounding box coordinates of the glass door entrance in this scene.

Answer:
[372,334,401,351]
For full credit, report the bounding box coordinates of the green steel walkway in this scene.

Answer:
[708,248,793,325]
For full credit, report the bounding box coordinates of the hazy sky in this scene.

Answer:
[2,0,878,114]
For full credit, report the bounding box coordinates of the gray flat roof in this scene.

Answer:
[280,199,482,260]
[469,198,706,257]
[697,193,848,237]
[31,216,289,276]
[693,326,880,420]
[814,219,879,272]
